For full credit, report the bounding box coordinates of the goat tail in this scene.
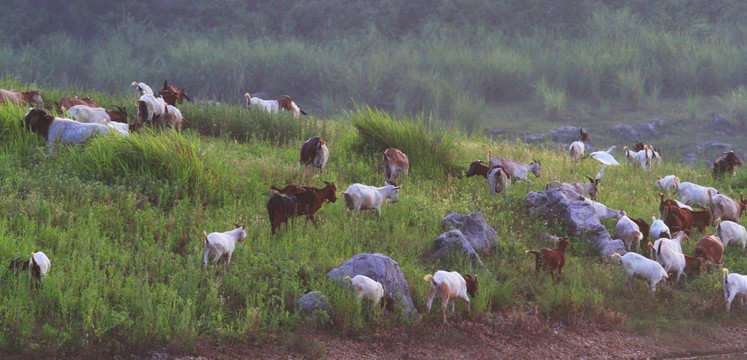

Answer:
[657,239,663,257]
[708,189,714,205]
[244,93,251,100]
[269,185,283,192]
[300,109,308,116]
[723,268,729,283]
[525,250,540,258]
[203,231,209,245]
[423,274,434,283]
[131,81,138,87]
[343,275,353,284]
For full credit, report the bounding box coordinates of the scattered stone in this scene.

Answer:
[524,185,626,256]
[523,133,546,144]
[713,114,733,135]
[547,126,582,143]
[696,140,732,153]
[432,230,484,268]
[295,291,329,317]
[680,153,702,166]
[635,118,665,138]
[442,212,500,256]
[610,124,639,142]
[484,128,505,137]
[326,253,416,315]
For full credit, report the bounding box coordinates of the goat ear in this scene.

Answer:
[233,222,240,228]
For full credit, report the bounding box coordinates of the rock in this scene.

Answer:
[713,114,733,135]
[680,153,701,166]
[636,118,665,138]
[441,212,500,256]
[547,126,582,143]
[524,185,626,256]
[432,230,484,268]
[696,140,732,153]
[484,128,505,137]
[326,253,416,315]
[523,133,546,144]
[295,291,329,317]
[610,124,639,142]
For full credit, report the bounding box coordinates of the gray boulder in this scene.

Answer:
[547,126,582,143]
[610,124,639,142]
[326,253,416,315]
[523,133,546,144]
[442,212,499,256]
[296,291,329,317]
[696,140,732,153]
[680,153,702,166]
[636,118,665,138]
[713,114,733,135]
[432,230,484,268]
[524,185,626,256]
[484,128,505,137]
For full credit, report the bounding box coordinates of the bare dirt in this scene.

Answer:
[134,308,747,360]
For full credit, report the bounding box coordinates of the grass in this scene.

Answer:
[2,79,747,357]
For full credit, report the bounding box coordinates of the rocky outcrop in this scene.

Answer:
[433,230,484,268]
[441,212,500,256]
[296,291,329,317]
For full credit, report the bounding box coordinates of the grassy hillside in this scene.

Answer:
[2,82,747,357]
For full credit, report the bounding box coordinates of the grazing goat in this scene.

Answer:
[631,217,651,243]
[488,150,541,183]
[55,96,98,111]
[488,166,510,198]
[652,231,690,259]
[158,79,190,106]
[28,252,50,292]
[244,92,279,113]
[341,182,400,217]
[662,202,711,233]
[160,103,184,130]
[610,252,668,298]
[582,198,624,220]
[269,181,337,227]
[300,137,329,173]
[131,81,154,96]
[723,268,747,311]
[694,233,724,266]
[658,192,692,219]
[568,128,589,164]
[525,238,573,281]
[717,220,747,251]
[708,190,746,224]
[655,175,680,196]
[650,216,671,240]
[343,275,395,311]
[277,95,307,117]
[106,106,128,124]
[266,188,317,235]
[23,108,124,153]
[655,240,686,284]
[135,94,167,125]
[615,211,643,252]
[0,89,43,106]
[677,182,719,208]
[563,176,600,200]
[66,105,111,123]
[383,148,409,182]
[713,151,743,178]
[423,271,478,324]
[202,225,246,271]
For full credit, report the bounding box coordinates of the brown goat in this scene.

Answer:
[713,151,743,179]
[269,181,337,227]
[630,217,651,242]
[694,233,724,267]
[1,89,43,106]
[55,96,98,111]
[158,79,191,106]
[525,238,573,282]
[105,106,128,123]
[266,187,316,235]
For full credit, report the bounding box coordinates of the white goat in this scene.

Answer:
[29,251,51,291]
[343,275,386,305]
[202,226,247,270]
[488,151,541,183]
[135,94,167,124]
[635,145,651,171]
[615,211,643,252]
[611,252,668,298]
[341,183,400,217]
[583,198,624,220]
[723,268,747,311]
[23,108,123,153]
[654,239,686,283]
[649,216,671,239]
[131,81,154,96]
[708,190,744,223]
[488,166,510,198]
[423,271,478,324]
[244,93,279,113]
[66,105,111,124]
[652,231,690,256]
[655,175,680,196]
[677,182,719,208]
[717,220,747,251]
[313,143,329,173]
[160,104,184,130]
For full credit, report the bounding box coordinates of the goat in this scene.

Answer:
[269,181,337,227]
[488,150,540,183]
[158,79,191,106]
[615,211,643,252]
[488,166,510,198]
[423,271,478,324]
[568,128,589,164]
[708,189,746,224]
[583,198,624,220]
[28,252,51,292]
[662,202,711,234]
[610,252,668,298]
[655,239,686,284]
[244,92,279,113]
[565,175,600,200]
[716,220,747,251]
[630,217,650,243]
[131,81,154,96]
[713,151,743,178]
[23,108,124,153]
[106,106,128,124]
[343,275,394,311]
[277,95,307,117]
[55,96,98,111]
[649,216,671,240]
[652,231,690,259]
[266,188,317,235]
[341,182,400,217]
[525,238,573,282]
[694,233,724,266]
[677,182,719,208]
[655,175,680,196]
[658,192,692,219]
[300,136,329,173]
[66,105,111,123]
[202,225,246,271]
[723,268,747,311]
[135,94,167,125]
[0,89,43,106]
[382,148,409,182]
[160,103,184,130]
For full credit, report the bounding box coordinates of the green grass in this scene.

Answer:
[2,80,747,357]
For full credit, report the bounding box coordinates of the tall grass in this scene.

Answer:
[719,86,747,129]
[534,78,567,121]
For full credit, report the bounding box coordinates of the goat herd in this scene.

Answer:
[4,84,747,324]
